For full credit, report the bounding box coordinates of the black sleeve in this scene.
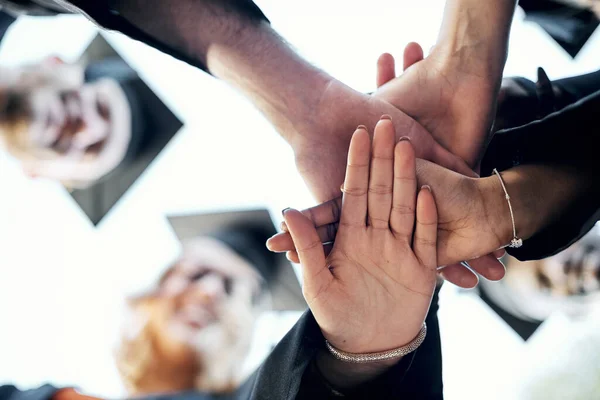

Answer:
[237,289,443,399]
[0,10,15,43]
[554,69,600,106]
[66,0,269,73]
[0,385,58,400]
[481,90,600,261]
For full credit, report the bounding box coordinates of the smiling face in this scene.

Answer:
[117,237,267,395]
[0,59,131,188]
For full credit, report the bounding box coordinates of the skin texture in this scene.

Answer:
[268,159,505,289]
[103,0,510,284]
[110,0,473,204]
[283,119,438,385]
[374,43,507,283]
[268,161,594,291]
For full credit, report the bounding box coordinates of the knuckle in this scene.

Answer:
[394,175,416,183]
[342,186,368,196]
[368,185,393,195]
[417,219,437,227]
[392,230,413,242]
[391,205,414,215]
[414,236,436,248]
[372,154,394,161]
[347,163,369,169]
[298,238,322,253]
[339,221,364,229]
[368,215,389,227]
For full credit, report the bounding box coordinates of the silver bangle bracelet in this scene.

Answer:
[492,168,523,249]
[325,323,427,363]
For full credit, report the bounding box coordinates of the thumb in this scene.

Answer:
[283,208,332,292]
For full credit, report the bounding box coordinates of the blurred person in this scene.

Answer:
[4,0,600,284]
[0,120,447,399]
[0,54,145,188]
[480,226,600,334]
[116,226,275,395]
[3,0,519,283]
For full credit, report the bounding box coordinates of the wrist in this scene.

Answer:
[315,348,400,390]
[479,173,528,249]
[434,0,516,82]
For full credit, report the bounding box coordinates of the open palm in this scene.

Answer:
[283,119,437,353]
[268,156,506,288]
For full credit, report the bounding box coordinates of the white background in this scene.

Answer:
[0,0,599,398]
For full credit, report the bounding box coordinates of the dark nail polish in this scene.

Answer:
[380,114,392,121]
[282,207,291,215]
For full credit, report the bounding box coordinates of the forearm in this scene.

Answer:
[481,164,596,250]
[481,91,600,259]
[102,0,331,143]
[435,0,517,80]
[206,23,332,143]
[105,0,266,69]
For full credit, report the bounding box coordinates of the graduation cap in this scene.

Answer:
[477,226,600,340]
[520,0,599,58]
[477,281,543,340]
[167,208,306,312]
[68,34,183,225]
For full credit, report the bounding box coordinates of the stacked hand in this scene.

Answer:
[282,43,510,288]
[269,153,507,289]
[283,119,438,354]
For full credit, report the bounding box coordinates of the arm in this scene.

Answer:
[238,295,442,400]
[481,90,600,260]
[435,0,516,81]
[297,288,443,399]
[494,67,600,131]
[266,155,597,285]
[281,121,440,395]
[67,1,471,202]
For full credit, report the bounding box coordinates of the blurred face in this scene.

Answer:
[506,233,600,298]
[0,58,131,188]
[161,237,265,355]
[120,237,266,394]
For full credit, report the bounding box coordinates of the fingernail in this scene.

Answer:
[421,185,432,192]
[282,207,291,216]
[356,125,368,131]
[280,221,289,231]
[399,136,411,142]
[265,238,274,250]
[380,114,392,121]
